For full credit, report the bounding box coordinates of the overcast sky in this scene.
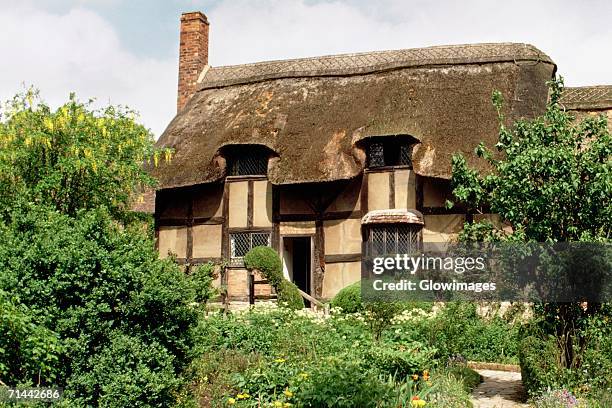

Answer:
[1,0,610,137]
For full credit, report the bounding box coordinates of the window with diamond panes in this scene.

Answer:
[367,138,413,169]
[228,152,268,176]
[230,232,271,261]
[366,224,421,256]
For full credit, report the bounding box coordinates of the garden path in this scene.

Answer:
[470,369,529,408]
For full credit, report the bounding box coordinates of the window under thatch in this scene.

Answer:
[366,137,414,169]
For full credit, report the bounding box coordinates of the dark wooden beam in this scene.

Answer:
[272,185,281,252]
[277,211,361,223]
[421,207,465,215]
[361,172,368,215]
[247,180,254,228]
[325,253,361,263]
[157,216,224,227]
[415,174,424,211]
[313,219,325,298]
[389,170,395,209]
[227,227,273,234]
[186,194,194,268]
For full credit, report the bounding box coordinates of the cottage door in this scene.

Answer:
[282,236,312,306]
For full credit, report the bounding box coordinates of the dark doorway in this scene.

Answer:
[282,237,311,306]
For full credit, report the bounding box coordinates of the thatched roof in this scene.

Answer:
[153,43,555,189]
[362,209,424,225]
[560,85,612,110]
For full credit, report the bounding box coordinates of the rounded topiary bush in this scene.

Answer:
[244,246,304,310]
[278,280,305,310]
[244,246,283,287]
[331,281,363,313]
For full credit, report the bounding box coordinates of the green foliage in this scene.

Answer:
[297,357,393,407]
[449,77,612,398]
[190,263,218,304]
[426,371,476,408]
[190,304,440,407]
[331,280,363,313]
[0,290,63,385]
[385,302,521,364]
[0,206,200,404]
[519,314,612,399]
[244,246,283,287]
[445,365,482,393]
[66,333,181,407]
[277,279,305,310]
[450,78,611,242]
[0,89,171,220]
[244,246,304,310]
[0,90,207,406]
[364,343,435,378]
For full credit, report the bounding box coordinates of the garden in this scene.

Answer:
[0,78,610,407]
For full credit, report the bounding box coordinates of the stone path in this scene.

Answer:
[471,369,529,408]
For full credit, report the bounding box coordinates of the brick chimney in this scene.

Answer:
[177,11,209,112]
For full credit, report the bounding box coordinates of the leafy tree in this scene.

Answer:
[0,90,206,406]
[451,78,610,243]
[0,88,170,221]
[449,77,611,374]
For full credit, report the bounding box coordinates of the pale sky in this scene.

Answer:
[1,0,610,137]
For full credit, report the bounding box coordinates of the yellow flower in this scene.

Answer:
[274,358,286,363]
[283,388,293,398]
[274,401,283,408]
[411,374,419,381]
[237,392,250,399]
[227,397,236,405]
[410,396,426,407]
[422,370,430,381]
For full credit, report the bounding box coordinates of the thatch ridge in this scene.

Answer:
[560,85,612,110]
[199,43,552,89]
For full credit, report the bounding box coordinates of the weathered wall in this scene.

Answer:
[323,219,361,254]
[322,261,361,299]
[422,214,465,243]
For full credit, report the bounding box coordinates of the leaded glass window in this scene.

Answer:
[230,232,271,262]
[366,224,421,256]
[228,152,268,176]
[366,137,413,168]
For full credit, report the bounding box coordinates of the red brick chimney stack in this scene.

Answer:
[177,11,209,112]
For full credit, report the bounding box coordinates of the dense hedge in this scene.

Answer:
[330,281,363,313]
[0,206,208,406]
[518,315,612,399]
[244,246,304,310]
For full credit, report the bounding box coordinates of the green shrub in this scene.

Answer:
[331,281,363,313]
[364,342,435,378]
[519,334,564,394]
[278,280,305,310]
[445,365,482,392]
[519,315,612,399]
[298,356,393,407]
[244,246,283,287]
[244,246,304,310]
[0,207,200,402]
[0,290,63,384]
[190,262,218,304]
[388,302,520,364]
[66,333,180,407]
[427,371,475,408]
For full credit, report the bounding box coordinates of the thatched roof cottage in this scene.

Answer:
[148,11,612,304]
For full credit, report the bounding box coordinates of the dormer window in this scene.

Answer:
[367,137,413,169]
[224,145,271,177]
